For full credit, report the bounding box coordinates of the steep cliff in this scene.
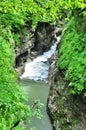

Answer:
[47,14,86,130]
[14,22,55,67]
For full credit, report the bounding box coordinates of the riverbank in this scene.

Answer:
[20,80,53,130]
[19,25,62,130]
[47,13,86,130]
[1,1,86,130]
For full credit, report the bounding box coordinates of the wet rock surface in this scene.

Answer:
[14,22,61,75]
[14,30,34,68]
[31,22,56,56]
[47,52,86,130]
[14,22,57,68]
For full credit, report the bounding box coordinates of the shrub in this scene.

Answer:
[58,17,86,96]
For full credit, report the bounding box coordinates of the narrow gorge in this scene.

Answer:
[15,16,86,130]
[17,23,61,130]
[1,1,86,130]
[47,16,86,130]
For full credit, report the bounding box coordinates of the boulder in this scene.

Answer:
[47,51,86,130]
[31,22,55,56]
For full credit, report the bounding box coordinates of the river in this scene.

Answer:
[20,80,52,130]
[20,36,61,130]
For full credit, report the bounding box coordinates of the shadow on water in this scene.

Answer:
[20,80,53,130]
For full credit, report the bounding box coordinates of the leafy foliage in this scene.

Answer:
[58,17,86,95]
[0,0,86,46]
[0,27,31,130]
[0,0,86,129]
[0,0,64,46]
[0,0,59,129]
[0,0,86,29]
[0,0,59,29]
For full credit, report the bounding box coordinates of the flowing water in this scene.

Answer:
[20,36,61,130]
[20,80,52,130]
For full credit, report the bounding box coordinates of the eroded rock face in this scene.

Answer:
[31,22,56,56]
[14,22,57,68]
[47,53,86,130]
[15,37,34,67]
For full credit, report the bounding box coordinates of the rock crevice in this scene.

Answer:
[14,22,56,69]
[47,46,86,130]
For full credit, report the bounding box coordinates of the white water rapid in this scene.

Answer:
[20,36,61,81]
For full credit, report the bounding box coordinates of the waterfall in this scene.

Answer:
[20,36,61,81]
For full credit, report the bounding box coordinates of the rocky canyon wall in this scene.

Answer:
[47,15,86,130]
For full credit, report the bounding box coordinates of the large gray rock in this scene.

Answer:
[15,37,34,67]
[14,22,57,68]
[47,52,86,130]
[31,22,55,56]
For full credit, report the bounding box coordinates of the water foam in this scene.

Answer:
[20,36,61,81]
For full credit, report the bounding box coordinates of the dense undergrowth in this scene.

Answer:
[0,0,86,129]
[58,16,86,96]
[0,26,43,130]
[0,28,31,130]
[0,0,56,129]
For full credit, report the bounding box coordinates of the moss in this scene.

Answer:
[57,16,86,96]
[74,11,86,34]
[53,94,80,129]
[0,27,29,130]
